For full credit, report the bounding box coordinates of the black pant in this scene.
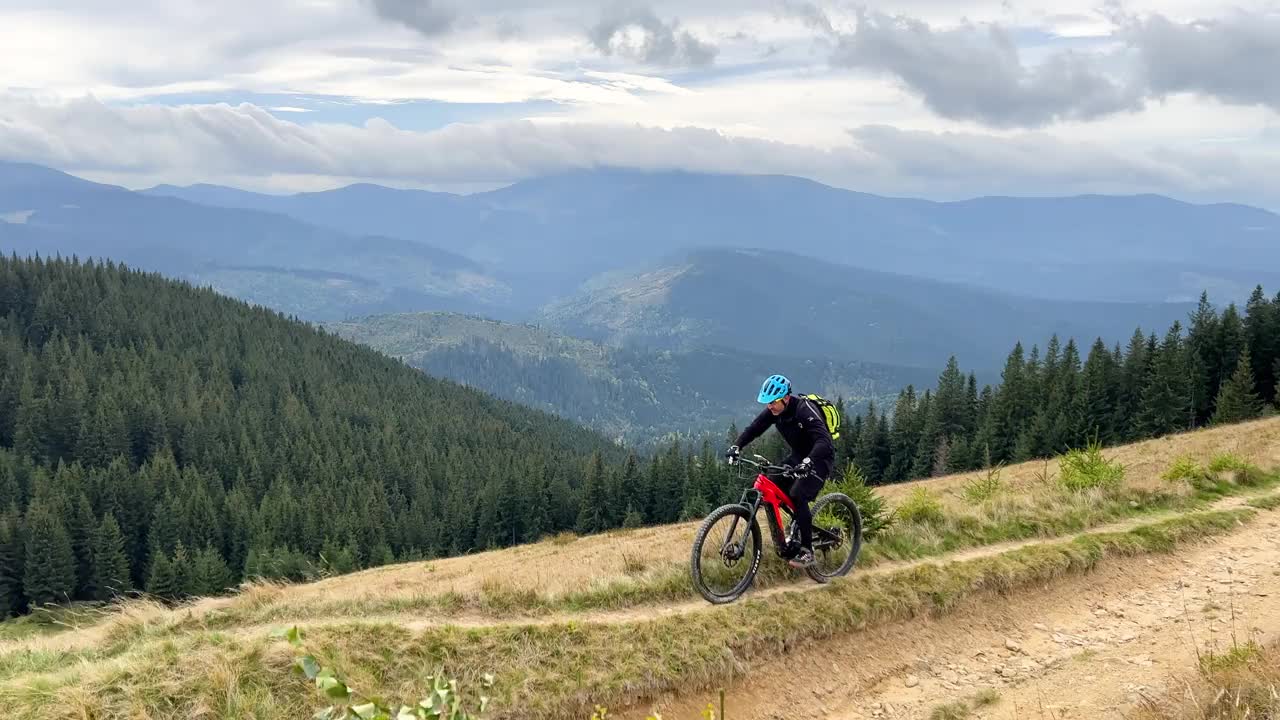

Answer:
[780,469,824,551]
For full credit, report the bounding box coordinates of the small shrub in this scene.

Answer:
[897,487,945,525]
[1209,453,1267,485]
[547,531,578,546]
[928,701,971,720]
[1199,641,1264,675]
[621,552,649,576]
[622,508,644,529]
[962,464,1004,504]
[1161,456,1207,484]
[823,464,895,538]
[972,688,1000,707]
[1058,441,1125,492]
[1032,459,1056,486]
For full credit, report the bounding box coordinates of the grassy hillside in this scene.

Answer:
[323,312,937,444]
[3,418,1279,720]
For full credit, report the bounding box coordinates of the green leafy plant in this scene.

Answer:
[962,463,1005,504]
[823,464,895,538]
[1058,440,1125,492]
[896,487,945,525]
[274,625,493,720]
[1161,455,1208,484]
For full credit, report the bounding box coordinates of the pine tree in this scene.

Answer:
[1212,348,1263,425]
[145,551,178,601]
[22,504,76,610]
[911,398,942,479]
[1079,339,1119,445]
[854,402,885,483]
[1218,304,1247,399]
[89,513,132,601]
[622,505,644,529]
[1185,292,1221,426]
[1245,286,1278,405]
[575,452,606,535]
[68,493,96,600]
[189,546,232,597]
[1114,328,1150,442]
[0,514,20,617]
[1275,359,1280,412]
[983,343,1028,465]
[885,387,919,484]
[1138,323,1193,437]
[170,544,193,598]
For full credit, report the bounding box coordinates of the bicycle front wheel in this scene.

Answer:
[690,504,762,604]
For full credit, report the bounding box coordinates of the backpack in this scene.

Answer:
[801,393,841,440]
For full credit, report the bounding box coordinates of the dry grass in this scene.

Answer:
[4,419,1280,720]
[1135,640,1280,719]
[6,420,1277,653]
[233,418,1280,610]
[1,507,1259,720]
[206,419,1280,614]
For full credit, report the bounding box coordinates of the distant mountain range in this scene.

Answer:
[145,167,1280,305]
[323,311,941,444]
[537,248,1199,369]
[5,159,1273,375]
[0,162,506,320]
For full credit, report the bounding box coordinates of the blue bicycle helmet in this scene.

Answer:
[757,374,791,404]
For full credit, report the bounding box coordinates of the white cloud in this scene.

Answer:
[3,93,1279,210]
[3,0,1280,209]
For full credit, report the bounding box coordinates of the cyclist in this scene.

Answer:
[725,374,834,569]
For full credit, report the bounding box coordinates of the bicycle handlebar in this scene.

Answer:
[729,454,804,477]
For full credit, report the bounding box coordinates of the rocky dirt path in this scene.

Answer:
[617,506,1280,720]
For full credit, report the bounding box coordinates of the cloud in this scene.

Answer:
[1122,10,1280,111]
[782,1,836,36]
[815,7,1280,128]
[367,0,459,37]
[829,10,1143,128]
[3,93,1279,210]
[588,6,718,67]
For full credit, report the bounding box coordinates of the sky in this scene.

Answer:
[2,0,1279,207]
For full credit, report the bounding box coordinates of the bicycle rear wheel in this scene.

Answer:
[805,493,862,583]
[690,504,762,604]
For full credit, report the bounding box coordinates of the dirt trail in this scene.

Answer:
[265,418,1280,607]
[1,492,1268,670]
[618,503,1280,720]
[192,493,1266,640]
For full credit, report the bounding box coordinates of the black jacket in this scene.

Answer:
[734,395,835,479]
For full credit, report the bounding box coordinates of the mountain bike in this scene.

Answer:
[690,454,863,604]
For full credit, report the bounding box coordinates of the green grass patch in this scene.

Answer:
[1246,494,1280,510]
[962,465,1005,505]
[1137,639,1280,719]
[1162,456,1209,484]
[1208,453,1269,486]
[897,488,946,525]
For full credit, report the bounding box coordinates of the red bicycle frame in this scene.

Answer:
[754,472,796,543]
[729,461,804,555]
